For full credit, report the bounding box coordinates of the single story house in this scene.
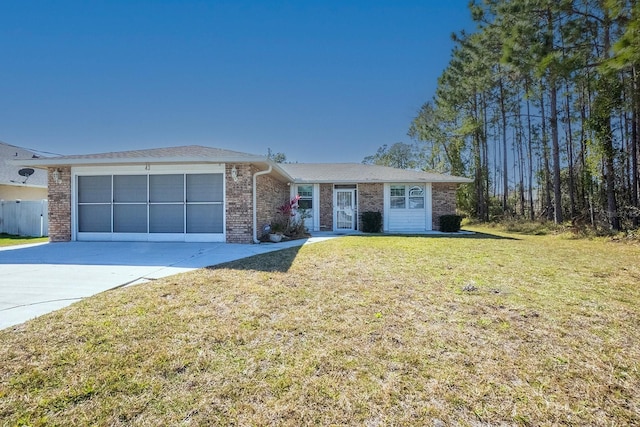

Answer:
[17,145,471,243]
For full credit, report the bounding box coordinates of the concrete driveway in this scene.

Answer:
[0,237,335,330]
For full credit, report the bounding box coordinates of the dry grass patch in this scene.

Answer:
[1,227,639,425]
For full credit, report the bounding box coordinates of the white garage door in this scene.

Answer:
[75,170,224,242]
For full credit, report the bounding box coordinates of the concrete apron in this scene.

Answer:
[0,237,337,330]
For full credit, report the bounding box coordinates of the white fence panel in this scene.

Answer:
[0,200,48,237]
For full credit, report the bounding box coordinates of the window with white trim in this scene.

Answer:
[408,186,425,209]
[390,184,425,209]
[390,185,405,209]
[297,185,313,211]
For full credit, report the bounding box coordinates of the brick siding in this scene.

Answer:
[255,173,289,239]
[225,164,254,243]
[319,183,333,231]
[48,167,72,242]
[45,162,461,241]
[432,182,458,230]
[357,183,383,231]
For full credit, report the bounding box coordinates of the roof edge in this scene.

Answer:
[290,178,473,184]
[13,155,271,168]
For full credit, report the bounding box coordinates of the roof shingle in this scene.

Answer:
[25,145,265,162]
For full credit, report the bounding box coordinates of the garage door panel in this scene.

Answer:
[150,175,184,202]
[114,175,147,202]
[114,204,147,233]
[78,176,111,203]
[149,204,184,233]
[187,204,223,233]
[78,204,111,232]
[187,174,223,202]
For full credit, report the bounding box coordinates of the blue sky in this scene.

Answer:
[1,1,474,163]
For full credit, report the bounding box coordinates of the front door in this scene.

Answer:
[334,189,356,230]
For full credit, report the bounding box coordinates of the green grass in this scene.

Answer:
[1,226,639,425]
[0,233,48,247]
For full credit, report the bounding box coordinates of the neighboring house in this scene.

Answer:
[1,141,49,236]
[18,145,471,243]
[0,141,47,200]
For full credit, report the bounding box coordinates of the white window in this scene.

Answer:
[390,185,406,209]
[297,185,313,211]
[390,184,425,209]
[408,186,425,209]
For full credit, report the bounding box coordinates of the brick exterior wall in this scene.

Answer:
[48,167,72,242]
[45,163,280,244]
[44,162,461,241]
[319,183,333,231]
[255,173,289,239]
[225,164,254,243]
[432,182,458,230]
[357,183,383,231]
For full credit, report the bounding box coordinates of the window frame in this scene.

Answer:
[390,185,406,209]
[296,184,313,211]
[408,185,425,209]
[390,184,425,210]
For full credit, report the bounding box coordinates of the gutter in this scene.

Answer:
[252,165,272,243]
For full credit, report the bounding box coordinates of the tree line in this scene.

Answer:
[366,0,639,230]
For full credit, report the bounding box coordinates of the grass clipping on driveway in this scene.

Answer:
[1,229,639,426]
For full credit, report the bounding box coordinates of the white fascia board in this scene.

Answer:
[16,157,297,183]
[268,162,295,182]
[289,178,473,184]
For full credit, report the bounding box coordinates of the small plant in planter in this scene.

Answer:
[267,195,302,242]
[268,220,286,242]
[287,208,311,239]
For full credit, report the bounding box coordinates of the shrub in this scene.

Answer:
[439,214,462,232]
[361,211,382,233]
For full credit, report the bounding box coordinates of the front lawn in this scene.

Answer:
[0,233,48,247]
[1,227,639,425]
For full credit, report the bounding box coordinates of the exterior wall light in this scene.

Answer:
[52,168,62,184]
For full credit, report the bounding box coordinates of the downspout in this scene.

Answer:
[252,165,272,243]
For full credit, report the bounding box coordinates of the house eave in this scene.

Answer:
[13,157,295,183]
[290,178,473,184]
[0,182,47,189]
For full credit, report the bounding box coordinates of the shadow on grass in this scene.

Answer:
[208,231,519,274]
[207,245,303,273]
[355,231,520,241]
